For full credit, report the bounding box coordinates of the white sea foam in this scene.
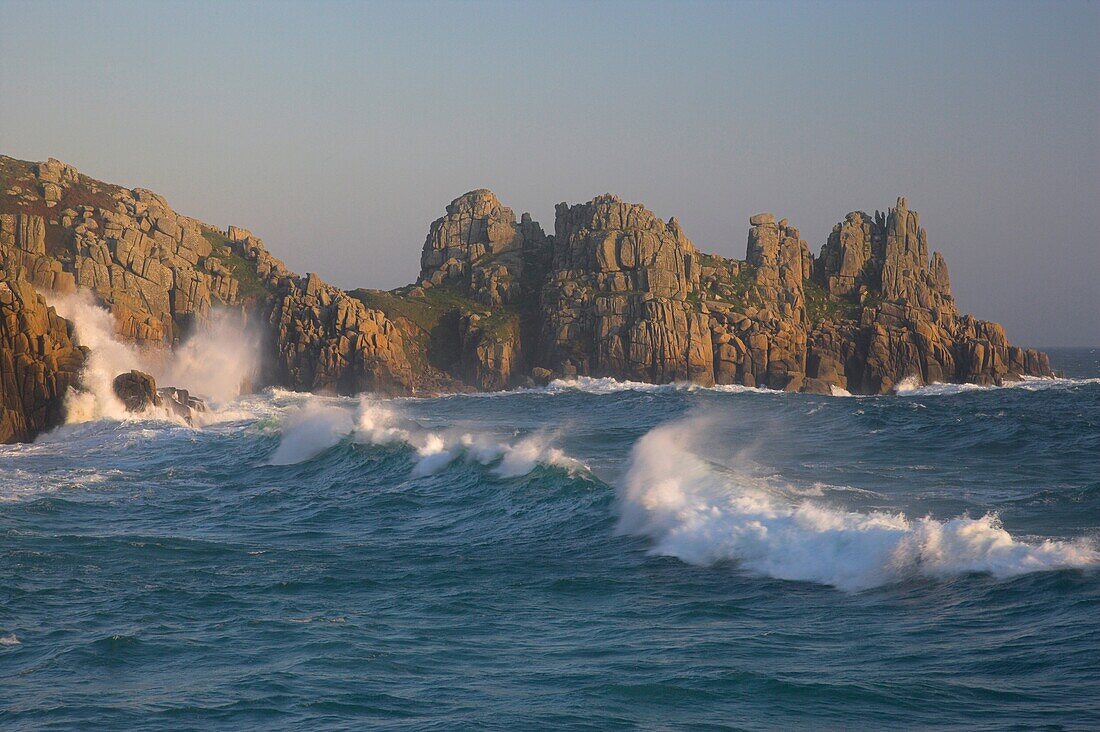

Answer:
[51,291,142,421]
[895,374,1097,397]
[616,414,1097,591]
[460,373,1095,401]
[267,396,582,477]
[451,375,779,398]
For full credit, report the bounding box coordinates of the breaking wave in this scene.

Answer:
[895,374,1095,397]
[49,292,259,424]
[616,414,1097,591]
[457,374,1093,400]
[267,396,582,478]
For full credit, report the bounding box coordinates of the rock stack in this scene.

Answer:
[0,154,1056,442]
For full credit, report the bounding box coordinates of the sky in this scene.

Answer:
[1,0,1097,346]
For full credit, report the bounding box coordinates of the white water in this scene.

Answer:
[267,395,581,478]
[50,292,259,424]
[615,414,1098,591]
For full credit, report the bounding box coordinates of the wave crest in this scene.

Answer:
[268,396,581,478]
[616,415,1097,590]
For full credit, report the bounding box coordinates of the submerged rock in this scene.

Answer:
[157,386,206,426]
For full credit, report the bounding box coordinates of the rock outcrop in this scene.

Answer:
[0,268,85,442]
[536,195,713,384]
[267,273,413,395]
[0,156,257,347]
[112,369,160,412]
[0,153,1054,441]
[158,386,206,425]
[111,369,207,424]
[804,197,1050,393]
[418,189,548,308]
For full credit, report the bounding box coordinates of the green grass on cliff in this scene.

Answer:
[352,284,521,375]
[352,284,520,341]
[696,267,764,312]
[203,230,269,301]
[804,279,861,323]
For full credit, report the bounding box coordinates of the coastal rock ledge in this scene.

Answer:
[0,155,1052,441]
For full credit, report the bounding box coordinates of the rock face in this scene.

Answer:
[0,156,256,347]
[537,195,712,384]
[0,153,413,404]
[0,269,85,442]
[805,197,1050,393]
[268,273,413,395]
[0,153,1054,431]
[419,189,548,308]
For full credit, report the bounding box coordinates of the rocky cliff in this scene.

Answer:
[0,266,85,442]
[0,154,1053,441]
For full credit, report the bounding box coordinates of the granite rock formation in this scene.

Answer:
[0,267,85,442]
[0,154,1054,442]
[537,195,712,384]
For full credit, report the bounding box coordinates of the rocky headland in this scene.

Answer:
[0,154,1052,441]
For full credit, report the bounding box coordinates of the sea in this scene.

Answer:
[2,347,1098,730]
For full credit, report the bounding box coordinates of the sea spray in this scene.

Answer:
[267,401,356,465]
[49,292,260,423]
[156,310,260,405]
[51,291,143,421]
[616,413,1098,590]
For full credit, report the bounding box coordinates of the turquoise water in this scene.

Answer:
[2,349,1098,730]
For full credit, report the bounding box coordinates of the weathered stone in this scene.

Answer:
[112,370,160,412]
[537,194,711,384]
[0,271,86,443]
[158,386,206,425]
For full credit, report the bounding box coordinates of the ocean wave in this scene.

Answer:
[448,374,1096,401]
[0,464,119,503]
[615,414,1098,591]
[266,396,583,478]
[449,375,780,398]
[895,375,1099,397]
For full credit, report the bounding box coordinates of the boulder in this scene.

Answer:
[112,370,160,412]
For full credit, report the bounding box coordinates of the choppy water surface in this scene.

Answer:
[2,349,1098,730]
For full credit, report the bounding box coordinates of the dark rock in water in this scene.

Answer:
[531,367,554,386]
[0,269,86,443]
[157,386,206,426]
[112,370,160,412]
[111,371,206,425]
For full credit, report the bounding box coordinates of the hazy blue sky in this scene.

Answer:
[2,0,1097,345]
